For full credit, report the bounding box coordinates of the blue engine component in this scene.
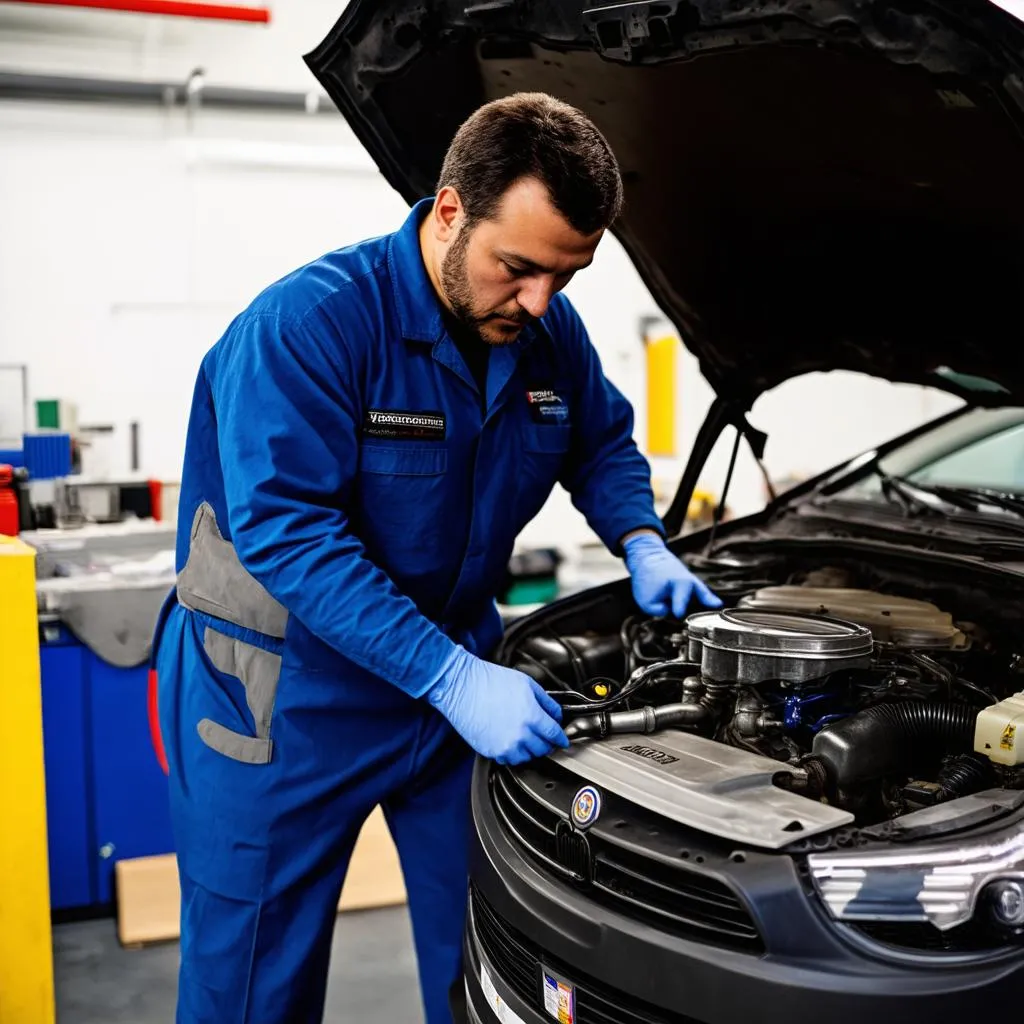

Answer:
[781,692,850,733]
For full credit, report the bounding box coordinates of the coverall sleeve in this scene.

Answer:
[208,308,456,698]
[553,298,667,554]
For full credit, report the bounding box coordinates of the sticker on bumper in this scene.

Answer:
[542,968,575,1024]
[480,964,528,1024]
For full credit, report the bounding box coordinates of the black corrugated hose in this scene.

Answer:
[861,701,978,743]
[809,702,979,788]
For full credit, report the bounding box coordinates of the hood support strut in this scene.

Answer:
[662,396,770,539]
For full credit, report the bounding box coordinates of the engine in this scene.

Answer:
[507,584,1024,826]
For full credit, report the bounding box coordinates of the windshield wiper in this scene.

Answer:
[873,469,968,517]
[944,486,1024,518]
[868,468,1024,531]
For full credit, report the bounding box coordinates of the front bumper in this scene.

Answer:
[464,898,547,1024]
[467,760,1024,1024]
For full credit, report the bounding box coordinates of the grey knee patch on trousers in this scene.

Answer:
[197,626,282,765]
[177,502,289,639]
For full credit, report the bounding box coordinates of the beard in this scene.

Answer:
[440,226,533,345]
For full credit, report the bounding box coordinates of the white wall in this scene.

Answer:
[0,2,343,90]
[0,1,963,557]
[0,99,405,478]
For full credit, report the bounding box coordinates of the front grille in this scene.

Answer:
[471,885,701,1024]
[555,823,593,881]
[491,767,763,953]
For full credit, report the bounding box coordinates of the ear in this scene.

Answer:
[430,186,464,242]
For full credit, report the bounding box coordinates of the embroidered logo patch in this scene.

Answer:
[526,389,569,425]
[363,409,446,441]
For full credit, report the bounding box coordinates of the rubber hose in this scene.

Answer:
[937,753,993,800]
[549,661,699,715]
[809,702,978,788]
[564,701,708,741]
[865,701,977,743]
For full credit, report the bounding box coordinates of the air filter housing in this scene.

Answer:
[685,609,874,685]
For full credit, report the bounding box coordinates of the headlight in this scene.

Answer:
[808,824,1024,932]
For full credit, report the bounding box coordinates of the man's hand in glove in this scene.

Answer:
[426,647,569,765]
[623,531,723,619]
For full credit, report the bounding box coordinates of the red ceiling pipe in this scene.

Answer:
[5,0,270,22]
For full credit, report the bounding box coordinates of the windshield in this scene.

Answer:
[841,407,1024,499]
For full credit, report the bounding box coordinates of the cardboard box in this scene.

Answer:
[115,805,407,947]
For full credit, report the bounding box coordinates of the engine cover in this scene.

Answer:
[685,608,874,685]
[548,729,853,848]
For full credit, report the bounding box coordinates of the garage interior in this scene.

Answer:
[3,1,1021,1022]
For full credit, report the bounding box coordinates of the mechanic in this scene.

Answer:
[155,91,722,1024]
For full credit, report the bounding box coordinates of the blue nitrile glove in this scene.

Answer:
[426,647,570,765]
[623,532,723,618]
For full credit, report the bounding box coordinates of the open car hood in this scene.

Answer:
[306,1,1024,407]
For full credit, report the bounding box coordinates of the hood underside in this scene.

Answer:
[306,1,1024,406]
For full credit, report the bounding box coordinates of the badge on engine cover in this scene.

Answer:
[570,785,601,830]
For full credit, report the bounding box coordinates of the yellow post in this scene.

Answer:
[646,333,677,456]
[0,537,54,1024]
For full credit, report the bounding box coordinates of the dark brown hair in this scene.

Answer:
[437,92,623,235]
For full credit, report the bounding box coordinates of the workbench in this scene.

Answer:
[27,522,176,913]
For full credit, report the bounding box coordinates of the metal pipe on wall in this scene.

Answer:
[0,70,337,114]
[130,420,139,473]
[0,0,270,22]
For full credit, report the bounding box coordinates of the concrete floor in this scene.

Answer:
[54,906,424,1023]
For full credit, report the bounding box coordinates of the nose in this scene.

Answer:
[516,277,555,319]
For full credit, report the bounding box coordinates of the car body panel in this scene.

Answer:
[306,0,1024,409]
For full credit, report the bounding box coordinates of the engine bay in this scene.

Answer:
[505,568,1024,830]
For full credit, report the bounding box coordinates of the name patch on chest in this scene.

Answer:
[526,389,569,426]
[363,409,446,441]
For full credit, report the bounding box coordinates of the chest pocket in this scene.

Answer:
[360,445,447,476]
[355,443,449,575]
[523,424,571,455]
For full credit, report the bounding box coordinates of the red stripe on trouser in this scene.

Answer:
[148,667,169,775]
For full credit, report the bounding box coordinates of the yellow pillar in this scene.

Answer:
[0,537,54,1024]
[646,333,677,456]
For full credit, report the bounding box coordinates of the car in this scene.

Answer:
[306,3,1024,1022]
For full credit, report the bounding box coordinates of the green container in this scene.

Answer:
[503,578,559,606]
[35,399,61,429]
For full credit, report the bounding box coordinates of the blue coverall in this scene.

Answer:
[155,198,665,1023]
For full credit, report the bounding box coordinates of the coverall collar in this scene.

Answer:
[389,198,447,344]
[388,197,540,351]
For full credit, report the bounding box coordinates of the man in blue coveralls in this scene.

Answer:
[156,91,721,1024]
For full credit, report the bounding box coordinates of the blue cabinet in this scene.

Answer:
[89,652,175,904]
[40,633,93,911]
[40,627,175,911]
